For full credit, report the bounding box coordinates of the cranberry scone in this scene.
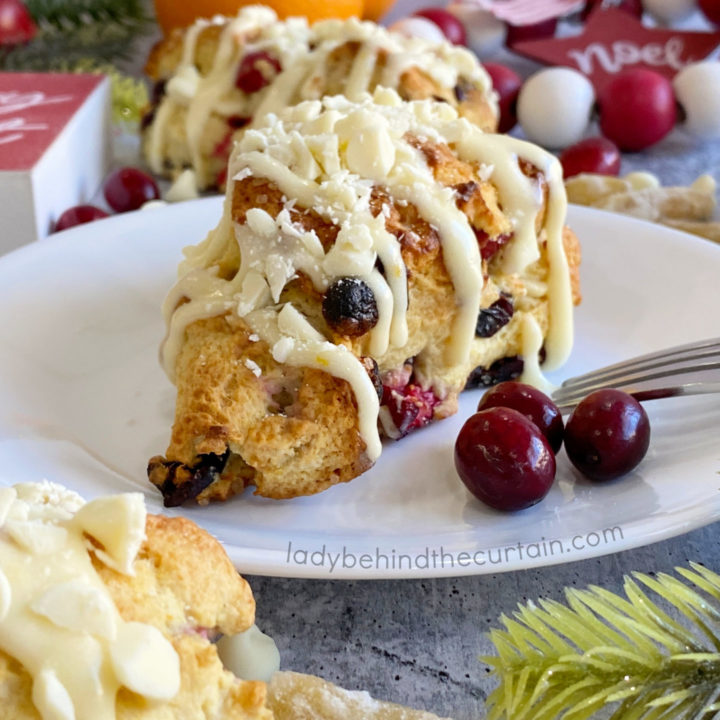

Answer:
[0,481,455,720]
[142,5,498,191]
[0,481,270,720]
[148,89,581,505]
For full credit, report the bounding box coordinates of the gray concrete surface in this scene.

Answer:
[249,524,720,718]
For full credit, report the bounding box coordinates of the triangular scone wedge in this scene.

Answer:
[143,6,498,190]
[149,89,581,505]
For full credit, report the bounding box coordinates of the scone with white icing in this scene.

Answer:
[142,5,498,191]
[0,480,272,720]
[148,89,581,504]
[0,481,457,720]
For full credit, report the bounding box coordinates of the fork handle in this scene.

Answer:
[554,381,720,412]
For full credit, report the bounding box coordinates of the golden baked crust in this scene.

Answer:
[142,12,498,190]
[0,514,270,720]
[148,315,371,502]
[268,672,452,720]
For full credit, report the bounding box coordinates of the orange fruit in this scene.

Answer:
[362,0,396,21]
[154,0,366,34]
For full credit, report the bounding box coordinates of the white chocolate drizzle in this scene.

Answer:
[161,89,573,464]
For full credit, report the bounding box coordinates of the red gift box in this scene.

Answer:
[0,73,110,252]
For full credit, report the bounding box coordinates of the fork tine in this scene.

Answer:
[557,337,720,391]
[552,336,720,409]
[555,357,720,397]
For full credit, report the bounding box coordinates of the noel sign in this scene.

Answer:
[0,74,104,171]
[512,7,720,92]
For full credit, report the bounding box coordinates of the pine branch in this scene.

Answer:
[485,563,720,720]
[0,0,152,70]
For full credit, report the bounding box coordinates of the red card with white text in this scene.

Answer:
[512,8,720,93]
[0,73,105,171]
[0,72,110,252]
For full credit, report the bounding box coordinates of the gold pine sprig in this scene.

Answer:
[484,563,720,720]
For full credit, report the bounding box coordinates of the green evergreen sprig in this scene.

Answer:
[0,0,152,70]
[485,563,720,720]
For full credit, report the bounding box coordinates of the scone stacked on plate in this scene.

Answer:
[0,481,451,720]
[148,88,581,505]
[142,5,498,190]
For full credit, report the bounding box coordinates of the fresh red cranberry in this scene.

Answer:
[598,69,677,151]
[474,229,512,261]
[235,51,282,93]
[382,382,440,438]
[483,62,522,133]
[506,18,557,48]
[413,8,467,45]
[103,167,160,213]
[455,407,556,511]
[560,137,621,178]
[0,0,36,44]
[212,130,234,160]
[564,389,650,482]
[699,0,720,24]
[53,205,109,232]
[582,0,643,19]
[477,381,564,454]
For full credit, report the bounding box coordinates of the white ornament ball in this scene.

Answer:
[517,68,595,149]
[388,16,447,43]
[641,0,697,23]
[673,61,720,138]
[447,3,506,59]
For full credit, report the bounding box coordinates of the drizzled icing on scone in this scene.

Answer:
[145,5,497,187]
[161,89,573,463]
[0,482,180,720]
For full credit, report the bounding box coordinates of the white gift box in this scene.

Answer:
[0,73,111,253]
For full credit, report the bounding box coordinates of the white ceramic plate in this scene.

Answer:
[0,199,718,578]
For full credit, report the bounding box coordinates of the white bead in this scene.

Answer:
[447,3,506,59]
[388,16,447,44]
[641,0,697,23]
[673,61,720,138]
[517,68,595,149]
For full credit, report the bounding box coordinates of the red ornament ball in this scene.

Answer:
[413,7,467,45]
[0,0,36,44]
[560,137,621,178]
[483,62,522,133]
[699,0,720,24]
[598,69,677,151]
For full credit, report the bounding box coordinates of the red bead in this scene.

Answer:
[582,0,643,20]
[0,0,36,44]
[506,18,557,48]
[103,167,160,213]
[699,0,720,24]
[54,205,109,233]
[560,137,621,178]
[482,62,522,133]
[413,7,467,45]
[598,69,677,151]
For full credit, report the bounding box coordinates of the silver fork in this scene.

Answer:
[551,337,720,412]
